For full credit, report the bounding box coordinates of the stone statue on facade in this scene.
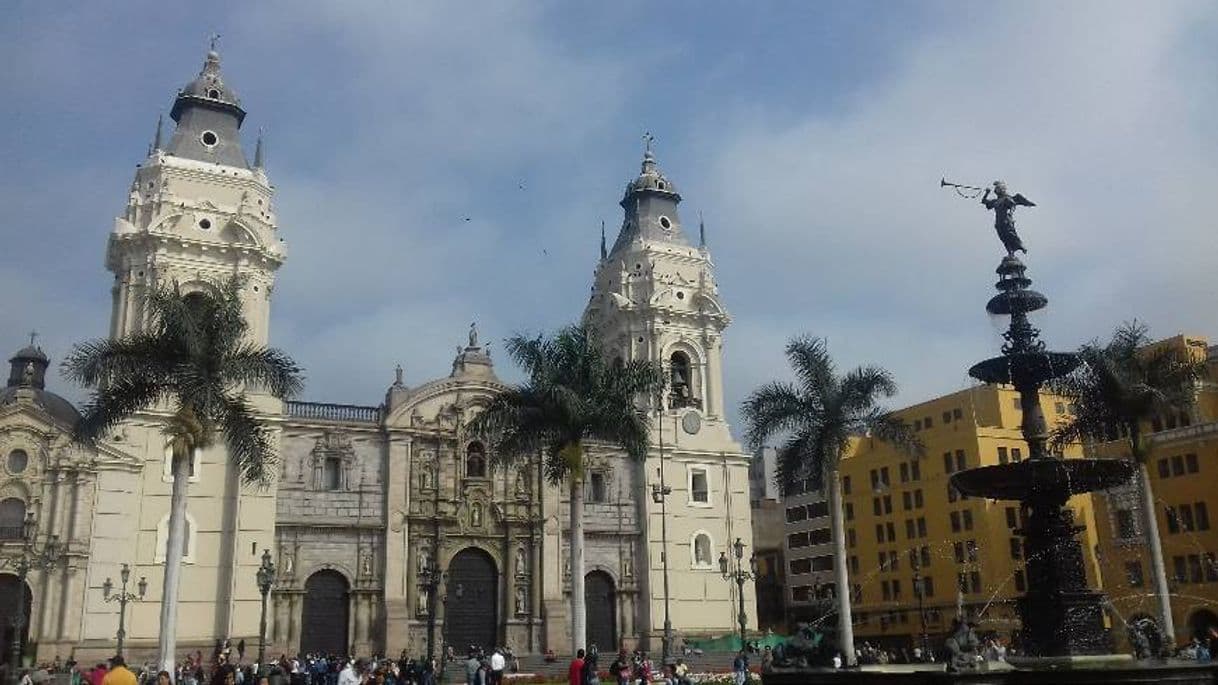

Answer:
[516,547,527,577]
[468,322,479,348]
[515,586,527,615]
[981,181,1036,256]
[417,546,432,576]
[281,549,294,575]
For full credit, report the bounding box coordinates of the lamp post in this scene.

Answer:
[651,394,673,665]
[420,556,446,667]
[1,511,62,685]
[718,538,756,651]
[102,563,147,659]
[255,549,277,674]
[912,558,929,661]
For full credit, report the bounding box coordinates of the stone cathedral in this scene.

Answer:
[0,50,755,662]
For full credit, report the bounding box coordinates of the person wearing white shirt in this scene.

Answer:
[489,650,505,685]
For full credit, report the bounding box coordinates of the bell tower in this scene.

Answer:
[106,48,286,345]
[582,138,754,649]
[584,137,730,422]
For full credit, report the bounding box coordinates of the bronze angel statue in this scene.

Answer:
[982,181,1035,256]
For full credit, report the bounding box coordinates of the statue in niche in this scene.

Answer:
[515,586,527,615]
[471,503,483,528]
[516,547,527,577]
[362,551,374,577]
[514,470,528,498]
[417,546,432,576]
[416,587,428,615]
[563,558,571,580]
[623,549,633,578]
[420,465,434,490]
[281,549,295,575]
[468,322,479,348]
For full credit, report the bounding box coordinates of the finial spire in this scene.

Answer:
[152,114,164,152]
[641,131,657,173]
[600,220,607,260]
[209,32,221,53]
[28,330,38,347]
[254,127,265,169]
[699,211,706,248]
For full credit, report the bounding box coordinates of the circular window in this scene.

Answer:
[207,89,220,99]
[676,291,685,300]
[198,218,212,230]
[200,131,219,147]
[659,216,672,230]
[7,449,28,475]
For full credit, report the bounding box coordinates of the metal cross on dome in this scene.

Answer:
[209,33,221,52]
[28,330,38,347]
[643,131,654,155]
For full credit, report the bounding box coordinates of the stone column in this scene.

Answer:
[384,435,413,651]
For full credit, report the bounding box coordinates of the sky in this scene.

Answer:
[3,1,1218,431]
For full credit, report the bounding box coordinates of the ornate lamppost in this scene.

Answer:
[911,558,929,661]
[650,393,674,665]
[255,549,277,673]
[1,511,62,685]
[718,538,756,650]
[102,563,147,659]
[420,555,446,667]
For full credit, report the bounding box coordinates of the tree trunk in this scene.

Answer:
[828,470,855,666]
[1138,460,1176,645]
[159,448,191,678]
[569,473,587,655]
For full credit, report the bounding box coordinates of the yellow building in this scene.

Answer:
[836,383,1104,650]
[1091,334,1218,646]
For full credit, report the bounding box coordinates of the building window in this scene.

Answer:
[883,495,892,514]
[875,524,885,544]
[692,532,713,568]
[953,541,964,564]
[790,558,812,575]
[921,576,935,598]
[1115,508,1137,538]
[886,522,895,542]
[1166,506,1181,534]
[905,519,915,539]
[589,471,607,503]
[811,555,833,572]
[970,571,981,593]
[943,411,952,424]
[1205,553,1218,582]
[911,461,921,481]
[920,545,931,568]
[323,457,342,491]
[1172,455,1185,476]
[902,492,912,511]
[1009,537,1022,560]
[1125,561,1144,587]
[466,442,488,478]
[842,476,852,495]
[155,512,197,564]
[914,489,924,508]
[847,529,857,548]
[1014,570,1026,592]
[1190,554,1204,583]
[1006,507,1018,529]
[963,509,974,531]
[809,528,831,545]
[788,532,810,549]
[807,501,829,518]
[966,539,979,563]
[1186,453,1199,474]
[5,449,28,475]
[787,505,808,523]
[1011,448,1022,462]
[689,468,710,504]
[916,517,927,538]
[955,450,966,472]
[845,502,854,521]
[1198,502,1211,531]
[880,467,890,486]
[1174,555,1188,583]
[900,463,909,483]
[1158,459,1170,479]
[873,497,882,516]
[953,408,963,420]
[950,512,961,533]
[943,452,954,475]
[0,498,26,540]
[998,447,1008,465]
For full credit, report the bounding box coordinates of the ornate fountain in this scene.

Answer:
[948,181,1135,656]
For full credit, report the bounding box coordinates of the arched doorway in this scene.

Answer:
[300,570,350,655]
[0,574,32,665]
[1189,609,1218,641]
[585,571,617,653]
[445,548,498,653]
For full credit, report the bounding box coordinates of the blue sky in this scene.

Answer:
[4,1,1218,430]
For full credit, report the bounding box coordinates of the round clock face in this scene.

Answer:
[681,410,702,435]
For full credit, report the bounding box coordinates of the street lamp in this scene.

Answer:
[1,511,63,685]
[651,396,675,664]
[255,549,277,673]
[718,538,756,650]
[912,557,929,661]
[102,563,147,659]
[420,555,446,667]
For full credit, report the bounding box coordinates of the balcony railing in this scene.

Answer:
[286,401,382,424]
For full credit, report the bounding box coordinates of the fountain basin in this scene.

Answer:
[968,352,1080,387]
[763,660,1217,684]
[951,458,1136,501]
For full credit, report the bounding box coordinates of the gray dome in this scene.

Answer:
[0,386,80,427]
[174,51,243,114]
[627,149,679,196]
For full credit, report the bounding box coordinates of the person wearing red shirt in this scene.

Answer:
[568,650,585,685]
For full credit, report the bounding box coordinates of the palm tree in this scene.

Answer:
[1050,321,1207,646]
[63,277,303,675]
[741,336,921,666]
[467,324,663,653]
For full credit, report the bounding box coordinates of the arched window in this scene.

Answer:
[466,442,487,479]
[323,457,343,491]
[0,498,26,540]
[6,449,28,475]
[691,531,713,568]
[669,351,692,408]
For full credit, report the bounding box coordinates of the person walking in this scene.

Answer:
[567,650,585,685]
[609,651,629,685]
[731,651,748,685]
[488,649,505,685]
[102,657,137,685]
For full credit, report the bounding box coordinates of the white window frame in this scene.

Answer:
[690,530,715,569]
[687,465,712,507]
[155,511,198,564]
[162,445,201,484]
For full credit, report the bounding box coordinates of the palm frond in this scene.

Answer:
[219,393,277,486]
[861,408,923,458]
[785,336,836,403]
[741,381,809,451]
[73,378,166,445]
[222,345,306,398]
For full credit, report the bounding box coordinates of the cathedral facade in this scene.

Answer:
[0,50,755,663]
